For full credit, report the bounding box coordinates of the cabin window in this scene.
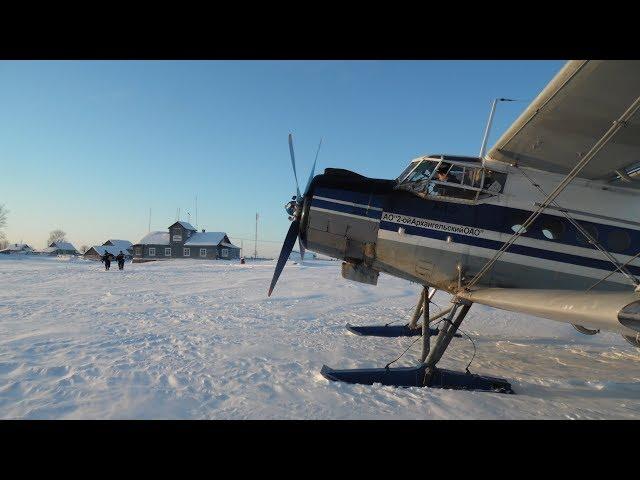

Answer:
[607,230,631,253]
[165,247,172,256]
[183,248,190,257]
[135,247,142,256]
[576,223,599,246]
[510,213,529,234]
[200,248,207,257]
[149,247,156,256]
[540,218,565,240]
[221,248,229,258]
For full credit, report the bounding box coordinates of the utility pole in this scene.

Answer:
[254,212,259,259]
[241,239,243,257]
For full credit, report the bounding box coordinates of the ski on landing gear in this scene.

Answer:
[324,288,514,394]
[347,323,434,337]
[345,323,461,338]
[320,364,513,394]
[345,288,459,338]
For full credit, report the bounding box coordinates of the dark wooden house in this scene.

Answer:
[132,221,240,262]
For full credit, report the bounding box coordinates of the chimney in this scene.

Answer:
[202,229,205,233]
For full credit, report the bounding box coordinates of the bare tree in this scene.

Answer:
[79,245,89,254]
[0,204,7,241]
[47,229,67,246]
[0,239,7,250]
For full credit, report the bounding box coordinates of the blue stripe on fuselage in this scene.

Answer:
[310,187,640,274]
[313,187,385,209]
[386,192,640,255]
[379,221,640,277]
[310,198,383,219]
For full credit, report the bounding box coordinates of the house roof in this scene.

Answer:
[41,246,76,254]
[220,241,240,249]
[0,243,32,252]
[103,239,132,249]
[48,241,77,251]
[184,231,227,246]
[87,245,129,257]
[136,231,170,245]
[170,221,196,231]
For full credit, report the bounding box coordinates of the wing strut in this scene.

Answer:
[465,94,640,291]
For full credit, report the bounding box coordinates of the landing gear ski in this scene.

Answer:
[323,287,514,394]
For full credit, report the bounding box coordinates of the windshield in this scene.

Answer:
[403,160,438,183]
[396,161,421,183]
[396,158,507,203]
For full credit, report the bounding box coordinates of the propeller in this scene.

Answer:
[268,134,322,297]
[288,134,301,200]
[298,138,322,262]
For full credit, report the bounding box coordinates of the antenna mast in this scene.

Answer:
[148,208,151,233]
[479,98,515,165]
[254,212,259,259]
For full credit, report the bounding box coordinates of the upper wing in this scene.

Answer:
[487,60,640,181]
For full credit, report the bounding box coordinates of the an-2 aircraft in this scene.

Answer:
[268,60,640,394]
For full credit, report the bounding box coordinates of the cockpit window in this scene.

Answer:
[405,161,437,183]
[396,161,421,183]
[396,157,507,204]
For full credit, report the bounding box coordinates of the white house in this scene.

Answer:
[0,243,34,255]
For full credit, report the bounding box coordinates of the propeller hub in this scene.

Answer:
[284,198,302,220]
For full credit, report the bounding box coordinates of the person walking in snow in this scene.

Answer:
[116,251,125,270]
[101,251,114,270]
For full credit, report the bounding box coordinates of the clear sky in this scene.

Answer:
[0,60,564,255]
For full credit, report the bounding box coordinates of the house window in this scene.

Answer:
[221,248,229,258]
[200,248,207,257]
[165,247,172,256]
[183,248,190,257]
[135,247,142,256]
[149,247,156,256]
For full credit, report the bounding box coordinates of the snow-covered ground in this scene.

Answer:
[1,255,639,419]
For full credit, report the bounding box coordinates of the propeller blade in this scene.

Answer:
[268,219,300,297]
[288,133,301,199]
[298,236,305,262]
[303,137,322,196]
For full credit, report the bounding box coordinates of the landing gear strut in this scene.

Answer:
[321,286,514,394]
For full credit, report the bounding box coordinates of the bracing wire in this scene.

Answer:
[457,328,477,374]
[383,317,447,369]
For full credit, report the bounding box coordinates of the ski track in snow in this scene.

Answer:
[1,255,639,419]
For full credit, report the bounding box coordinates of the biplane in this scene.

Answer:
[269,60,640,393]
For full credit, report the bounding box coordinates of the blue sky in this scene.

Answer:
[0,60,564,254]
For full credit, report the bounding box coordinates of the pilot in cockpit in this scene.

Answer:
[432,163,452,195]
[435,164,452,183]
